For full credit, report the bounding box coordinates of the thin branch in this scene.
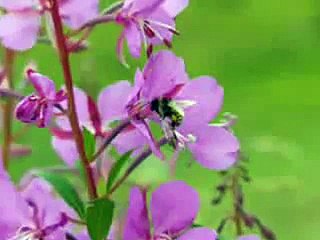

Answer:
[92,119,131,161]
[108,138,168,196]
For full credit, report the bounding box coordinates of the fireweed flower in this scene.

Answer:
[0,176,74,240]
[123,181,217,240]
[51,84,134,166]
[15,69,67,128]
[115,50,239,170]
[115,0,188,64]
[0,0,98,50]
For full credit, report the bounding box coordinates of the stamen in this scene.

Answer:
[137,21,148,50]
[147,44,153,58]
[175,131,196,148]
[143,23,156,38]
[163,39,172,48]
[144,19,180,35]
[143,22,172,48]
[9,228,38,240]
[157,233,173,240]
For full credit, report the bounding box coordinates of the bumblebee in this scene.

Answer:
[151,98,184,127]
[151,98,184,147]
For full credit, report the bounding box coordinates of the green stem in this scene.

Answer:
[232,174,243,236]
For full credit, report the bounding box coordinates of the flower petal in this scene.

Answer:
[142,50,188,101]
[98,81,132,124]
[126,69,145,108]
[162,0,189,17]
[132,120,164,159]
[21,179,75,227]
[178,76,224,129]
[113,128,146,155]
[124,22,142,58]
[60,0,99,29]
[177,227,217,240]
[123,187,151,240]
[52,137,79,167]
[41,102,54,128]
[146,8,175,46]
[56,87,91,130]
[0,13,40,51]
[117,30,130,68]
[124,0,165,15]
[238,235,261,240]
[0,0,35,10]
[151,181,200,236]
[0,176,29,239]
[188,126,239,170]
[27,70,56,99]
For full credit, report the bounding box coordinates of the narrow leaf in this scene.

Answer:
[106,151,132,193]
[36,171,85,219]
[87,198,114,240]
[83,128,96,162]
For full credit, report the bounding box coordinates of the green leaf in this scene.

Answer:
[87,198,114,240]
[83,128,96,162]
[36,171,86,219]
[106,151,132,193]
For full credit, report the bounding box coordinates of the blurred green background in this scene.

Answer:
[1,0,319,239]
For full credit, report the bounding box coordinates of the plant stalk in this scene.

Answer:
[50,0,97,199]
[2,49,15,170]
[232,174,243,236]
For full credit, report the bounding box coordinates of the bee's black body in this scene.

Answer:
[150,98,184,148]
[150,98,183,127]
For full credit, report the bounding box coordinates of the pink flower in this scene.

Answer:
[0,0,98,50]
[15,69,67,128]
[116,0,188,64]
[51,85,133,166]
[123,181,217,240]
[0,175,74,239]
[115,50,239,170]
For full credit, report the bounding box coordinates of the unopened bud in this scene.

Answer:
[261,226,276,240]
[243,214,256,228]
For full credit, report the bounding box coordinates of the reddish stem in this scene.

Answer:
[2,49,15,170]
[92,119,131,162]
[49,0,97,199]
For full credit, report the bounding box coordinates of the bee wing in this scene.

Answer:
[169,100,196,117]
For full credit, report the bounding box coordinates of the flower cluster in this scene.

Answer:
[0,0,272,239]
[0,171,74,239]
[0,0,98,50]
